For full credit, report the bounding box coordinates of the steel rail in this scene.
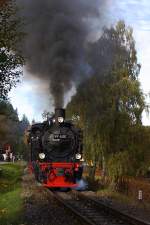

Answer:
[73,191,150,225]
[49,190,129,225]
[49,190,95,225]
[48,189,150,225]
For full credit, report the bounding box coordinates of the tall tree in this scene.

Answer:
[67,21,146,178]
[0,100,29,159]
[20,114,30,133]
[0,100,19,145]
[0,0,24,100]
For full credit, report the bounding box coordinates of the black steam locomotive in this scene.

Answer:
[28,108,83,188]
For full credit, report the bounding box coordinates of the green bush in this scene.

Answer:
[107,151,133,190]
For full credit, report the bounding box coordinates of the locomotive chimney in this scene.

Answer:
[55,108,65,121]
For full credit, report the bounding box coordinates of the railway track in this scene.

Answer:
[49,190,150,225]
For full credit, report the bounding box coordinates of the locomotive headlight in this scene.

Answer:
[58,117,64,123]
[75,153,82,160]
[39,153,45,159]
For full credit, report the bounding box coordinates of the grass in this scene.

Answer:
[96,187,150,211]
[97,187,132,204]
[0,163,23,225]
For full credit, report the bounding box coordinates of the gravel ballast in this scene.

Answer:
[21,172,82,225]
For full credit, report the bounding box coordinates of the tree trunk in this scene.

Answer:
[89,164,96,180]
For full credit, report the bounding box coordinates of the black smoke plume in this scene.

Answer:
[18,0,103,107]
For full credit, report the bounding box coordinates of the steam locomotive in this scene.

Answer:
[28,108,83,188]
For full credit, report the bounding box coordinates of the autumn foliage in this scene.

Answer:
[67,21,149,181]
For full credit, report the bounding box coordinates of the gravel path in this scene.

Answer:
[21,172,82,225]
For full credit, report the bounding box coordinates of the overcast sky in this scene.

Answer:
[9,0,150,124]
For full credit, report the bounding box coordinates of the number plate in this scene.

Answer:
[56,169,64,176]
[54,134,67,139]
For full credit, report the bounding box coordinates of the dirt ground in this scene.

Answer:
[98,194,150,223]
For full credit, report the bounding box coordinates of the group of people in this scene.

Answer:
[0,144,14,162]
